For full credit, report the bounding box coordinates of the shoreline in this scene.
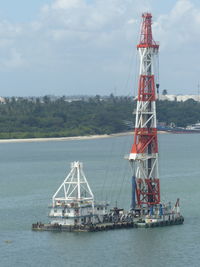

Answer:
[0,131,168,144]
[0,132,133,144]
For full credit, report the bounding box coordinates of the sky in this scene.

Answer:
[0,0,200,96]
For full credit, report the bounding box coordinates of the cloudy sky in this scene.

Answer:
[0,0,200,96]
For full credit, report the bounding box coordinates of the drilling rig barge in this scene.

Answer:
[32,13,184,232]
[32,162,184,232]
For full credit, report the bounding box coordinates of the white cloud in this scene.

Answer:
[128,19,137,24]
[0,0,149,73]
[152,0,200,93]
[155,0,200,49]
[170,0,193,19]
[52,0,84,9]
[1,0,200,95]
[0,21,27,70]
[40,0,149,58]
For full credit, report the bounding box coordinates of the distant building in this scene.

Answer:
[0,97,6,104]
[159,94,200,102]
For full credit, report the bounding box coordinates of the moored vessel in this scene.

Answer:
[158,122,200,133]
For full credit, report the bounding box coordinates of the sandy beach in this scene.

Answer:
[0,131,168,144]
[0,132,133,144]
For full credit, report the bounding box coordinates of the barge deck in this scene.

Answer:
[32,216,184,232]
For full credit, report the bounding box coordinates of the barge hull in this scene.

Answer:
[32,216,184,232]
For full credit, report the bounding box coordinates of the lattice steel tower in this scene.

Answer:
[129,13,160,210]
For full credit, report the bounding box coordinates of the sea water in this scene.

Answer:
[0,134,200,267]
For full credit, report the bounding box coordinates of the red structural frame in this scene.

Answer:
[136,178,160,205]
[131,128,158,154]
[138,75,156,101]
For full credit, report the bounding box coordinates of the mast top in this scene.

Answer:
[137,12,159,49]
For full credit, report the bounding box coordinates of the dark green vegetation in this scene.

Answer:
[0,96,199,139]
[156,99,200,127]
[0,95,132,139]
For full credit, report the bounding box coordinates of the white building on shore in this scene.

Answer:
[159,94,200,102]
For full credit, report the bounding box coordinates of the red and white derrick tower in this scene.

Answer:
[129,13,160,210]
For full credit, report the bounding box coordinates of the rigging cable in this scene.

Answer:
[108,43,136,206]
[113,24,141,209]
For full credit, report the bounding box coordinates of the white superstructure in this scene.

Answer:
[48,161,108,226]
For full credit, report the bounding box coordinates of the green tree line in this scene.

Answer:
[0,96,199,139]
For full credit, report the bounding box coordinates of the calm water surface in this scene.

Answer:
[0,134,200,267]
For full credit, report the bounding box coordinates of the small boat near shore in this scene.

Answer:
[158,122,200,133]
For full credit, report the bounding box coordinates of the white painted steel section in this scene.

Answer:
[52,161,94,207]
[48,161,106,226]
[139,47,157,76]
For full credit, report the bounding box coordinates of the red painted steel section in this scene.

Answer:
[138,75,156,101]
[137,13,159,49]
[136,179,160,205]
[131,128,158,154]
